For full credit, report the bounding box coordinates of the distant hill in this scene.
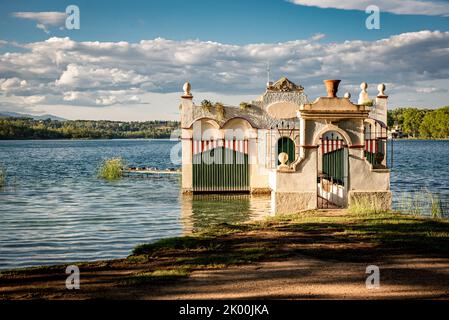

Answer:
[0,111,66,121]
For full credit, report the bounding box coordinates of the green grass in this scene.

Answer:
[348,195,387,215]
[97,157,124,180]
[133,236,218,255]
[123,268,190,285]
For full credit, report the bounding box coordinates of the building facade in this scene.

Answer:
[180,78,391,214]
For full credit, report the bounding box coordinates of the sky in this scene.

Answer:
[0,0,449,121]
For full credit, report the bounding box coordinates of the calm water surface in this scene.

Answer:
[0,139,447,270]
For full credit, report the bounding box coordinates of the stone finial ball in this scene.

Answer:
[377,83,386,95]
[278,152,289,165]
[360,82,368,90]
[344,92,351,99]
[183,82,191,96]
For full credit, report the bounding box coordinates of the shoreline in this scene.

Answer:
[0,137,178,141]
[1,209,449,300]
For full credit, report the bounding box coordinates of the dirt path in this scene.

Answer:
[2,254,449,300]
[153,256,449,299]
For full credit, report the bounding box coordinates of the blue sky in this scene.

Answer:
[2,0,449,44]
[1,0,449,120]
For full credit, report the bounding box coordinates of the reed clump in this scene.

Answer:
[0,166,5,188]
[98,158,124,180]
[348,195,387,215]
[397,188,443,219]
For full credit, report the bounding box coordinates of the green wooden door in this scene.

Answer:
[322,148,345,185]
[193,146,249,192]
[277,137,295,165]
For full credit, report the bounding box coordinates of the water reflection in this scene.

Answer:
[180,194,273,234]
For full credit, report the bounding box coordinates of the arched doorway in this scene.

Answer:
[277,137,295,165]
[191,118,250,193]
[317,131,349,208]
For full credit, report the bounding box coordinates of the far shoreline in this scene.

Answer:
[0,137,179,141]
[1,138,448,142]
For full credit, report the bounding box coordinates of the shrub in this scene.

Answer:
[200,100,213,112]
[214,102,225,120]
[240,102,250,110]
[362,99,374,107]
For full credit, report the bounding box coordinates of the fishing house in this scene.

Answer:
[180,78,391,214]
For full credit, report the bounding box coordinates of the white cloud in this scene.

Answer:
[1,31,449,119]
[55,64,151,89]
[23,95,45,105]
[0,77,27,91]
[289,0,449,16]
[11,11,66,33]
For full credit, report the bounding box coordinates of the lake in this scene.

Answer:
[0,139,448,270]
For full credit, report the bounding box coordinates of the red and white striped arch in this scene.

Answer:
[192,139,248,155]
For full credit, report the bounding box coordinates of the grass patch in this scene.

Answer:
[0,166,5,188]
[123,268,189,285]
[348,195,387,215]
[133,236,218,255]
[98,157,124,180]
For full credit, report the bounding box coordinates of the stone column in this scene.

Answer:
[374,84,388,126]
[181,82,194,193]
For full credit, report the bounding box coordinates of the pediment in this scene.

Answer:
[268,77,304,93]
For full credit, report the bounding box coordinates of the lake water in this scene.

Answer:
[0,139,448,270]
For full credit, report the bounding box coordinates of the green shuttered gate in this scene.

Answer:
[321,137,346,186]
[192,140,249,192]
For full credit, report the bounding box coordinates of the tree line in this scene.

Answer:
[387,106,449,139]
[0,118,180,140]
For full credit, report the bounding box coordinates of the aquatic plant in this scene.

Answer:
[0,166,5,188]
[98,157,124,180]
[396,189,443,218]
[429,192,443,219]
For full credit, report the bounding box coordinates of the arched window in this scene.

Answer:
[277,137,295,165]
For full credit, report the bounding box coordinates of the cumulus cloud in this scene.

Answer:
[289,0,449,16]
[0,77,27,92]
[0,31,448,117]
[55,64,151,89]
[11,11,66,34]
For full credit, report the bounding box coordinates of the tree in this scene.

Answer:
[402,108,428,138]
[419,106,449,139]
